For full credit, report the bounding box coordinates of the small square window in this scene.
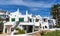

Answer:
[11,18,15,22]
[19,18,24,22]
[35,19,39,22]
[29,19,32,22]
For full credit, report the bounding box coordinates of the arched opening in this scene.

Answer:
[45,26,47,28]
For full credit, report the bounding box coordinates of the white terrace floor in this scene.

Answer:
[0,33,11,36]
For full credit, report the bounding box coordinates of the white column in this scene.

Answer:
[26,26,28,33]
[3,25,6,33]
[39,26,40,31]
[10,27,11,32]
[32,25,34,32]
[7,27,11,34]
[7,26,8,33]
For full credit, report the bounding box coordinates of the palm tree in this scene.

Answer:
[50,4,60,27]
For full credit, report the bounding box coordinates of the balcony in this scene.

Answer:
[19,22,34,25]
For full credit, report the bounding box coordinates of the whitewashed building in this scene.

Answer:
[42,17,56,30]
[2,9,56,34]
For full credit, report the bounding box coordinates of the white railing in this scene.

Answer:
[20,22,34,25]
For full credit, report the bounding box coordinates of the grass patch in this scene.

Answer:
[41,30,60,36]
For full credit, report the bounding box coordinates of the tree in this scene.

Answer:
[0,17,4,34]
[50,4,60,27]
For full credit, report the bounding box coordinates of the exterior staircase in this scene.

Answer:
[11,21,20,31]
[13,21,20,30]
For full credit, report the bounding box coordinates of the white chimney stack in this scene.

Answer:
[16,8,19,12]
[26,10,28,15]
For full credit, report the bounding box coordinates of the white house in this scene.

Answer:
[2,9,56,34]
[3,9,43,34]
[41,17,56,30]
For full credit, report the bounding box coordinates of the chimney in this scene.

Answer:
[16,8,19,12]
[26,10,28,15]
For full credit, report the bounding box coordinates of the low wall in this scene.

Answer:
[49,28,56,31]
[9,31,41,36]
[7,34,27,36]
[7,28,60,36]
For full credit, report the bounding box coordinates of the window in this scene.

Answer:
[43,19,45,22]
[43,18,47,22]
[35,26,39,28]
[45,26,47,28]
[11,18,15,22]
[49,25,53,29]
[19,18,24,22]
[28,17,32,22]
[35,19,39,22]
[48,20,53,24]
[29,19,32,22]
[48,20,52,23]
[6,18,9,21]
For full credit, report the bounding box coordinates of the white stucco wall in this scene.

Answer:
[9,12,29,22]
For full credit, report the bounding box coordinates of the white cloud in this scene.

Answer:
[0,0,56,8]
[0,0,24,5]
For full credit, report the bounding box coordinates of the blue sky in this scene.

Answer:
[0,0,58,17]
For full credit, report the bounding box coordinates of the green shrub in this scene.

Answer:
[0,22,3,34]
[14,28,25,34]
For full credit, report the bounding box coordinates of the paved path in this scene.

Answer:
[0,33,11,36]
[0,31,41,36]
[27,31,41,36]
[0,34,6,36]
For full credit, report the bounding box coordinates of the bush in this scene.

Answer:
[0,22,3,34]
[14,28,25,34]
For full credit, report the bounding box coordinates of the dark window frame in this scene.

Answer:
[19,18,24,22]
[11,18,15,22]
